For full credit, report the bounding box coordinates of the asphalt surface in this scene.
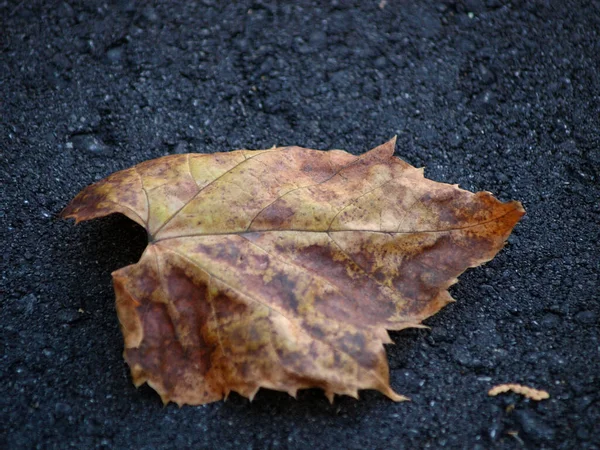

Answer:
[1,1,599,449]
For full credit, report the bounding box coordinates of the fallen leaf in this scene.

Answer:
[489,384,549,401]
[62,138,525,405]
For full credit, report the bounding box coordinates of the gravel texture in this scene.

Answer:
[1,1,599,449]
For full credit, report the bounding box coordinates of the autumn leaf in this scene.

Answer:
[62,138,525,406]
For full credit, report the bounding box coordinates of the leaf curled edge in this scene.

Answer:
[62,139,525,405]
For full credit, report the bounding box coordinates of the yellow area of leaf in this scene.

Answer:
[488,384,550,401]
[62,138,525,406]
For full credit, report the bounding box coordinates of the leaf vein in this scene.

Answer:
[153,206,521,241]
[244,154,363,231]
[152,151,263,237]
[133,165,150,224]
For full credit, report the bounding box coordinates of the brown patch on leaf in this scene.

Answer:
[62,138,525,405]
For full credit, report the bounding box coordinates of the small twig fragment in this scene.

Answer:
[488,383,549,401]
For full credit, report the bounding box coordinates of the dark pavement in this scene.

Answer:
[1,1,599,448]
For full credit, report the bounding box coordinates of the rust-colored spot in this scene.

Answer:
[251,202,295,230]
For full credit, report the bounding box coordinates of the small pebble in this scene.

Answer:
[514,409,555,441]
[18,293,38,315]
[54,402,72,418]
[478,64,496,85]
[374,56,387,69]
[142,6,159,22]
[452,346,483,368]
[540,313,560,328]
[106,46,124,63]
[473,90,497,113]
[57,309,80,324]
[575,310,596,325]
[309,31,327,51]
[70,134,113,157]
[488,419,503,441]
[174,141,189,154]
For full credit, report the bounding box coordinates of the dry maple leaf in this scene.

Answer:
[62,138,525,406]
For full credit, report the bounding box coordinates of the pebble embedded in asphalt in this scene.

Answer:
[69,134,113,157]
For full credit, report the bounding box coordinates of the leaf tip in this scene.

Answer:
[367,137,398,160]
[129,364,147,387]
[144,379,171,405]
[514,201,526,217]
[385,389,410,402]
[248,387,260,402]
[59,204,80,223]
[325,390,335,404]
[387,135,398,148]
